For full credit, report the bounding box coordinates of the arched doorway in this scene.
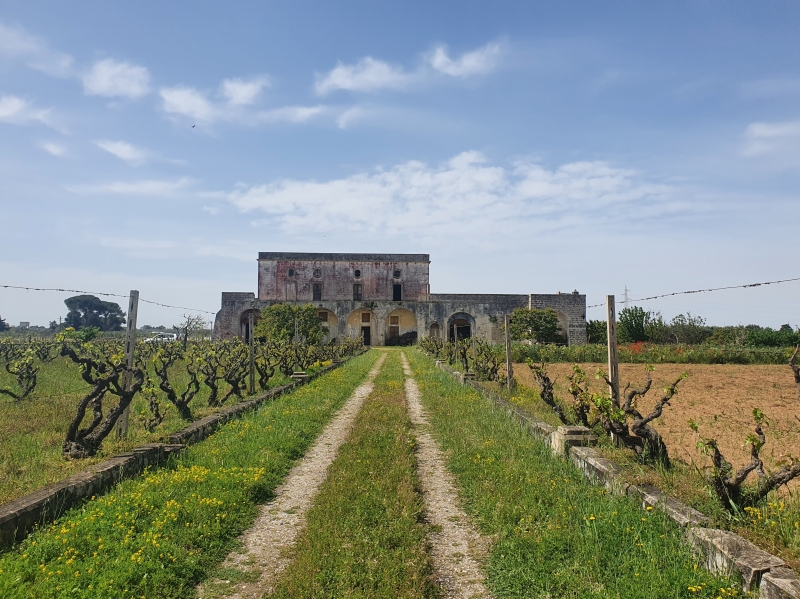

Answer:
[385,308,417,346]
[447,312,475,342]
[346,309,376,346]
[239,309,261,342]
[316,308,339,343]
[429,322,441,339]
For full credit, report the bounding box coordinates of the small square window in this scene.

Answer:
[390,316,399,325]
[288,268,295,277]
[361,312,370,323]
[393,269,401,278]
[318,311,328,322]
[313,268,322,278]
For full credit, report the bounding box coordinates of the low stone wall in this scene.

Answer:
[432,356,800,596]
[0,351,365,550]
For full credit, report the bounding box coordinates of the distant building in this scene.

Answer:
[214,252,587,346]
[19,322,29,330]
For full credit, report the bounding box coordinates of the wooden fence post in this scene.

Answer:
[504,313,514,390]
[606,295,619,407]
[248,309,256,394]
[116,290,139,439]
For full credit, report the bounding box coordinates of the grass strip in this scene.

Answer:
[405,349,743,599]
[0,351,379,599]
[269,350,439,599]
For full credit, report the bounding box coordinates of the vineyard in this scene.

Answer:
[418,335,800,571]
[1,331,799,597]
[0,335,362,503]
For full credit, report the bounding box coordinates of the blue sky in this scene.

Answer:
[1,1,799,328]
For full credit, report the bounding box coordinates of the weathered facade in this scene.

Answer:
[214,252,587,346]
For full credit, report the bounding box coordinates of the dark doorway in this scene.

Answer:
[393,284,402,301]
[361,326,371,346]
[449,318,472,342]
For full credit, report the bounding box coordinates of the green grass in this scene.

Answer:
[0,355,310,504]
[405,349,743,598]
[513,342,794,365]
[0,350,379,599]
[269,350,438,599]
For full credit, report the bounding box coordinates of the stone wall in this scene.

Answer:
[214,293,587,345]
[257,252,430,303]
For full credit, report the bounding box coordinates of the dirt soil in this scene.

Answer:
[514,362,800,470]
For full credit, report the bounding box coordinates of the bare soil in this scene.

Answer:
[514,362,800,470]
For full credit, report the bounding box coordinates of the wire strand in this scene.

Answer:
[586,275,800,309]
[1,284,216,315]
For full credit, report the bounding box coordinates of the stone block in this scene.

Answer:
[627,484,709,527]
[687,527,785,590]
[570,446,629,495]
[550,425,596,455]
[761,567,800,598]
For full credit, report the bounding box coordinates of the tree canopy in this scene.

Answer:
[507,307,564,343]
[0,315,9,333]
[254,303,323,344]
[64,295,126,331]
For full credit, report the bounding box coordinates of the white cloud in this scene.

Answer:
[315,40,503,95]
[160,86,215,121]
[94,140,149,165]
[161,81,323,126]
[221,76,269,105]
[429,42,502,77]
[315,57,413,95]
[70,177,196,196]
[256,105,326,123]
[336,105,366,129]
[222,151,671,240]
[742,121,800,156]
[0,95,52,126]
[82,59,150,99]
[0,22,74,77]
[41,142,65,156]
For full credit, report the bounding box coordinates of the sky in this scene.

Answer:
[1,1,799,329]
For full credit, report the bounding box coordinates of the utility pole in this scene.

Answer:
[622,285,631,310]
[116,290,139,439]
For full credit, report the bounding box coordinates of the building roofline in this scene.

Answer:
[258,252,430,263]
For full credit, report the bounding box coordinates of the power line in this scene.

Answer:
[587,275,800,309]
[0,284,216,315]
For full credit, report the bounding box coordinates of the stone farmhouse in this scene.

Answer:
[213,252,588,346]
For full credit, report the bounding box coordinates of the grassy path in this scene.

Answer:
[0,351,380,599]
[268,350,439,599]
[201,352,387,598]
[401,352,491,599]
[404,349,743,599]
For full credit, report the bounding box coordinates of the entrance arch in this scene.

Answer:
[429,322,441,339]
[447,312,475,342]
[239,309,261,342]
[346,309,376,346]
[385,308,417,346]
[316,308,339,343]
